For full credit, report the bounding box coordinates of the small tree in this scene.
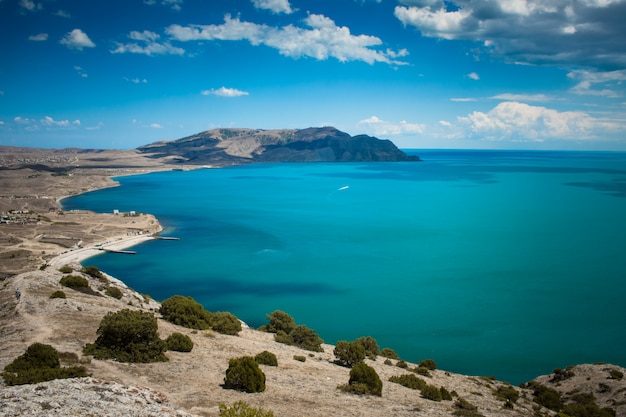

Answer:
[224,356,266,393]
[255,351,278,367]
[356,336,380,359]
[49,290,66,299]
[60,275,89,290]
[380,347,399,360]
[160,295,212,330]
[104,286,123,299]
[81,265,105,281]
[277,325,324,352]
[83,309,167,363]
[334,340,365,368]
[344,363,383,396]
[421,384,443,401]
[259,310,296,334]
[419,359,437,370]
[211,311,242,335]
[165,332,194,352]
[2,343,87,386]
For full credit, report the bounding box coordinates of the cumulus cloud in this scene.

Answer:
[74,66,88,78]
[145,0,183,11]
[28,33,48,41]
[457,101,620,142]
[166,14,408,65]
[467,72,479,80]
[125,77,148,84]
[55,10,71,18]
[490,93,554,102]
[252,0,293,14]
[357,115,425,136]
[20,0,42,12]
[149,123,163,129]
[201,87,249,97]
[567,69,626,97]
[85,122,104,131]
[112,30,184,56]
[60,29,95,50]
[394,0,626,70]
[40,116,80,128]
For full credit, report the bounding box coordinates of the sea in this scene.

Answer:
[62,150,626,384]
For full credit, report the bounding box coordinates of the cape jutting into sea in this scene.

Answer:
[63,150,626,384]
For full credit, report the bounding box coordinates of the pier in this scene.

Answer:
[99,248,137,255]
[154,236,180,240]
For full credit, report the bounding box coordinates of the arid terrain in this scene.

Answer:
[1,145,625,417]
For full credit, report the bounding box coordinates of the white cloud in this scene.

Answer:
[166,14,408,65]
[357,115,425,136]
[60,29,95,50]
[112,30,184,56]
[457,101,620,142]
[252,0,293,14]
[145,0,182,11]
[55,10,71,18]
[201,87,249,97]
[28,33,48,41]
[394,0,626,70]
[125,77,148,84]
[149,123,163,129]
[20,0,42,12]
[40,116,80,128]
[74,66,88,78]
[450,97,476,102]
[490,93,553,102]
[467,72,479,80]
[86,122,104,131]
[568,69,626,98]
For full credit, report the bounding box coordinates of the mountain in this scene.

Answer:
[136,127,420,164]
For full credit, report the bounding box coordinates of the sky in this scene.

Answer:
[1,0,626,150]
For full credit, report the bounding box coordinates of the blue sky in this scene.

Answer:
[1,0,625,150]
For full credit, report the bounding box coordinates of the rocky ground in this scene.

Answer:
[1,146,625,417]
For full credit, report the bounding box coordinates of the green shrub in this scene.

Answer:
[259,310,296,334]
[389,373,426,390]
[551,366,575,382]
[608,369,624,380]
[275,325,323,352]
[455,398,478,411]
[60,275,89,290]
[219,401,275,417]
[49,290,66,299]
[58,265,73,273]
[293,355,306,362]
[494,385,519,404]
[384,359,393,365]
[441,386,453,401]
[421,384,443,401]
[224,356,266,393]
[81,265,105,281]
[380,347,399,359]
[104,286,123,299]
[355,336,379,359]
[255,351,278,366]
[528,381,562,411]
[211,311,242,335]
[83,309,167,363]
[165,332,194,352]
[562,392,616,417]
[334,341,365,368]
[413,366,431,377]
[340,363,382,396]
[160,295,212,330]
[2,343,87,386]
[396,360,408,369]
[419,359,437,370]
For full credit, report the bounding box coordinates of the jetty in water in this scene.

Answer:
[154,236,180,240]
[100,248,137,255]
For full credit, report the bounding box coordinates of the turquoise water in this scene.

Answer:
[63,150,626,384]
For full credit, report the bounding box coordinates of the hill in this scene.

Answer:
[137,127,420,164]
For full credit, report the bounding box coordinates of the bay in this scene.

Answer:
[63,150,626,384]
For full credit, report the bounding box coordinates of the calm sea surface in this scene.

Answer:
[63,150,626,384]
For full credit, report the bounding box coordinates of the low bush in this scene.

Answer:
[413,366,432,377]
[58,265,73,274]
[224,356,266,393]
[608,369,624,380]
[258,310,296,334]
[334,341,365,368]
[396,360,408,369]
[104,286,123,299]
[293,355,306,362]
[421,384,443,401]
[160,295,212,330]
[419,359,437,370]
[219,401,275,417]
[49,290,66,299]
[389,373,426,390]
[380,348,399,360]
[60,275,89,290]
[255,351,278,367]
[355,336,379,359]
[527,381,562,411]
[551,366,575,382]
[211,311,242,336]
[165,332,194,352]
[455,398,478,411]
[81,265,106,281]
[275,325,323,352]
[562,392,616,417]
[339,363,382,396]
[83,309,167,363]
[494,385,519,405]
[441,386,453,401]
[2,343,88,386]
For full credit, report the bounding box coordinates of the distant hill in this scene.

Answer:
[137,127,420,164]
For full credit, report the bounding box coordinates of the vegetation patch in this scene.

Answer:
[389,373,426,390]
[254,351,278,367]
[2,343,88,386]
[355,336,379,359]
[104,286,123,299]
[58,265,73,274]
[160,295,212,330]
[83,309,168,363]
[211,311,242,336]
[81,265,107,282]
[338,363,382,396]
[333,340,365,368]
[260,310,323,352]
[165,332,194,352]
[219,401,275,417]
[49,290,66,299]
[223,356,266,393]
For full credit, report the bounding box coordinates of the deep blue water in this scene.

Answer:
[63,150,626,384]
